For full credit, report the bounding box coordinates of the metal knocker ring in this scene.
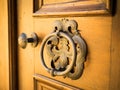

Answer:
[40,31,77,76]
[40,19,87,80]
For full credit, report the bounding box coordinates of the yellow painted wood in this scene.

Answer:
[12,0,120,90]
[0,0,9,90]
[1,0,120,90]
[34,16,112,90]
[17,0,34,89]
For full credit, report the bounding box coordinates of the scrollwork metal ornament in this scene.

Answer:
[40,19,87,80]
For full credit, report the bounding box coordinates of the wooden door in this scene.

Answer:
[0,0,9,89]
[17,0,114,90]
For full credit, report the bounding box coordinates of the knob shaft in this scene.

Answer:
[18,32,38,49]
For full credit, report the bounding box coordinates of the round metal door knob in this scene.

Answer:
[18,32,38,49]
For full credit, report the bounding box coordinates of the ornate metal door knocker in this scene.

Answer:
[40,19,87,80]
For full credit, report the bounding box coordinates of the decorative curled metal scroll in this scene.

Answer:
[40,19,87,80]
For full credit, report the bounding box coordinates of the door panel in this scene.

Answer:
[34,17,111,90]
[17,0,112,90]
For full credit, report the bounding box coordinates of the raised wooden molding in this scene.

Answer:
[33,0,111,17]
[33,74,81,90]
